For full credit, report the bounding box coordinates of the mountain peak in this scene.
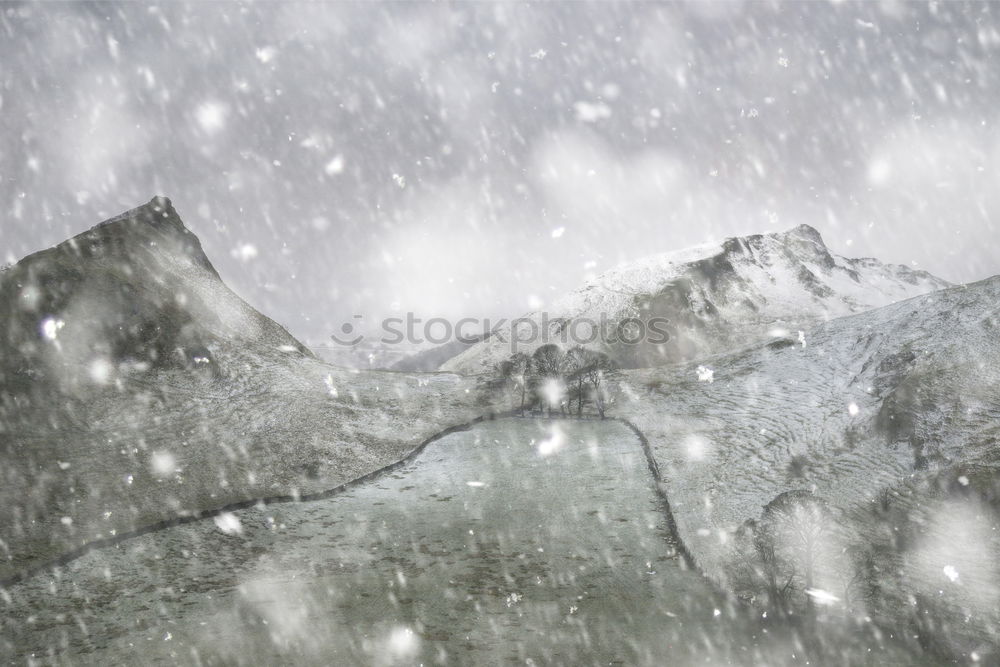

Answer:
[783,223,825,244]
[730,223,825,246]
[60,196,220,279]
[0,197,312,392]
[95,195,176,229]
[724,223,826,255]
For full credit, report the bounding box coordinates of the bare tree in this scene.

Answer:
[481,352,534,414]
[581,352,617,419]
[729,518,797,615]
[729,491,852,619]
[761,491,848,616]
[563,346,591,417]
[531,343,563,377]
[531,344,566,417]
[507,352,532,416]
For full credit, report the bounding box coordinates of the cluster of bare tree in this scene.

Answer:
[480,344,620,418]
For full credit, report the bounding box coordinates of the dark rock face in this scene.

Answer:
[0,197,318,570]
[78,196,219,277]
[0,197,309,400]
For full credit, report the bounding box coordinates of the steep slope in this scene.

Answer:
[441,224,949,373]
[0,196,310,397]
[0,198,482,582]
[390,333,491,372]
[618,276,1000,659]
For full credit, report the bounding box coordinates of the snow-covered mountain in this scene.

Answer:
[619,275,1000,659]
[0,198,482,582]
[441,224,950,373]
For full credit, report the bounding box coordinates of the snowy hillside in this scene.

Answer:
[2,197,995,662]
[441,224,949,373]
[618,275,1000,659]
[0,199,483,582]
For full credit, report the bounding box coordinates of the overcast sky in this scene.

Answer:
[2,1,999,344]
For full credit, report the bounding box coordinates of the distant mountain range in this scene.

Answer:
[441,224,950,373]
[390,333,491,372]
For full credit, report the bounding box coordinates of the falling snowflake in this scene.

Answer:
[40,317,65,341]
[805,589,841,606]
[574,101,612,123]
[325,155,345,175]
[195,102,227,134]
[150,451,177,477]
[255,46,277,63]
[231,244,258,261]
[213,512,243,535]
